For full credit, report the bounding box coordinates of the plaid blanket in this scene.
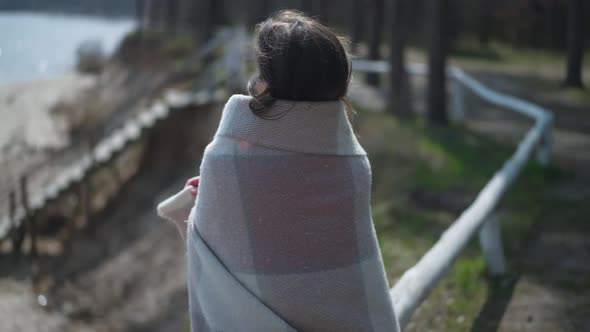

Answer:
[187,95,400,331]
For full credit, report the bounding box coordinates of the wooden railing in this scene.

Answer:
[353,59,554,329]
[0,28,249,249]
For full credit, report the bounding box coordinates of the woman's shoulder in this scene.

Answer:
[215,94,367,156]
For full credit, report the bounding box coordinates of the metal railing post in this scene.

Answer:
[478,212,506,276]
[536,119,553,167]
[449,79,466,122]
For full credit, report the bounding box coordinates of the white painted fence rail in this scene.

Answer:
[353,59,554,329]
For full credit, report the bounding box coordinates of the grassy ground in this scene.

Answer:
[352,106,562,331]
[402,41,590,105]
[451,42,590,106]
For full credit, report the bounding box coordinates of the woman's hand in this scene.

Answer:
[185,176,200,196]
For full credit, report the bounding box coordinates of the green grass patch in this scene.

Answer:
[564,86,590,103]
[450,39,590,69]
[355,108,560,330]
[465,42,556,64]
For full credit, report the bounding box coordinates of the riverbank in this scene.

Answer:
[0,99,222,332]
[0,73,96,161]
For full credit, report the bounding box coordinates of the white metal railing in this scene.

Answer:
[353,59,554,329]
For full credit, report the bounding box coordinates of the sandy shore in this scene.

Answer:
[0,73,95,162]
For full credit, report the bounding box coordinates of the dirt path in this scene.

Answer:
[463,72,590,332]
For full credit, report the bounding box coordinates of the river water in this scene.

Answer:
[0,12,134,84]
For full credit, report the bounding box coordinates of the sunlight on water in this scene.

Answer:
[0,12,134,84]
[37,294,48,307]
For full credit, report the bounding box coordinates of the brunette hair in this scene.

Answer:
[248,10,352,118]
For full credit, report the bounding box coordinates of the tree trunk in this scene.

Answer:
[367,0,384,87]
[302,0,326,21]
[211,0,227,26]
[316,0,330,24]
[147,0,157,29]
[565,0,585,88]
[318,0,328,22]
[249,0,272,25]
[164,0,179,35]
[350,0,364,53]
[135,0,144,29]
[194,0,214,44]
[389,0,413,118]
[549,0,567,50]
[531,0,544,49]
[478,0,492,46]
[261,0,272,18]
[427,0,449,125]
[149,0,165,31]
[302,0,313,14]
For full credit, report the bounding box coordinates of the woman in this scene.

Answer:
[185,10,400,332]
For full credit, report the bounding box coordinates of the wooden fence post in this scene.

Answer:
[9,190,16,228]
[478,212,506,275]
[82,139,94,226]
[9,191,24,258]
[20,177,37,259]
[79,179,91,226]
